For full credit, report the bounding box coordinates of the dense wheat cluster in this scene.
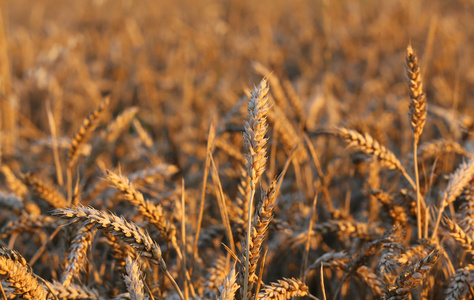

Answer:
[0,0,473,299]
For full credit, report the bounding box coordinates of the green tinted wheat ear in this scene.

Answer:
[407,45,428,240]
[242,78,270,300]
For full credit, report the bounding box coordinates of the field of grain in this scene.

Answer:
[0,0,474,299]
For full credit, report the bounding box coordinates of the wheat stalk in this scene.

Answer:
[242,78,270,300]
[407,45,428,240]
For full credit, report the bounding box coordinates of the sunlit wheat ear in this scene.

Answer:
[406,45,427,144]
[105,169,176,242]
[333,127,402,170]
[47,281,100,299]
[53,206,185,300]
[53,206,163,264]
[104,106,139,143]
[0,246,47,300]
[242,78,270,300]
[219,266,240,300]
[243,78,270,188]
[257,278,310,300]
[1,165,28,197]
[407,44,428,239]
[68,96,110,169]
[442,217,473,250]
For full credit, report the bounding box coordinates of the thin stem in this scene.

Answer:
[243,184,256,300]
[163,269,185,300]
[414,141,422,239]
[67,168,72,206]
[400,166,416,191]
[29,225,64,266]
[191,122,214,275]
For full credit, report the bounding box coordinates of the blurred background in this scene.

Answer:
[1,0,473,164]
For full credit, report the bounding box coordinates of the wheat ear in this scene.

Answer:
[22,172,67,209]
[385,249,439,300]
[105,169,176,242]
[242,78,270,300]
[333,127,416,189]
[53,206,184,300]
[67,96,110,205]
[47,281,100,299]
[445,265,474,300]
[60,225,96,287]
[0,246,47,300]
[432,158,474,239]
[407,45,428,240]
[258,278,310,300]
[219,266,240,300]
[124,255,148,300]
[68,97,110,169]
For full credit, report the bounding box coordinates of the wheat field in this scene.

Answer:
[0,0,474,299]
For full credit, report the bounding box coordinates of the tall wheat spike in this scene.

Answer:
[406,45,428,240]
[242,78,270,300]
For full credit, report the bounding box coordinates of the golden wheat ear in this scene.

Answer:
[0,246,47,299]
[242,78,270,300]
